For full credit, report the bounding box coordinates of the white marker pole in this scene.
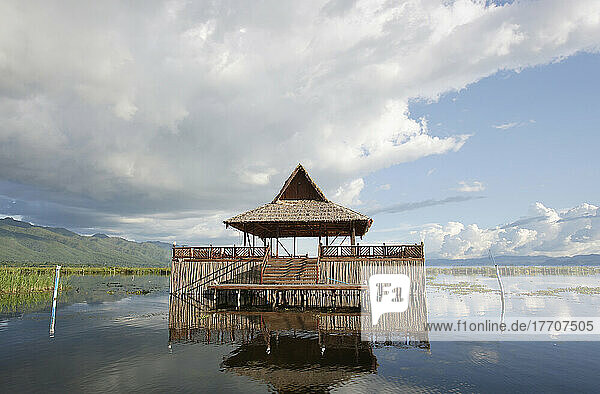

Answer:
[49,265,61,337]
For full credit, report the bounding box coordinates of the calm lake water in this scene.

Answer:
[1,268,599,393]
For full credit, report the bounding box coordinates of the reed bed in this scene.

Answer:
[0,266,170,294]
[0,268,59,293]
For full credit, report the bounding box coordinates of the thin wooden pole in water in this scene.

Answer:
[495,263,505,323]
[489,250,506,324]
[49,265,61,337]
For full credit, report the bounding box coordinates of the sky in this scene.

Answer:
[0,0,599,259]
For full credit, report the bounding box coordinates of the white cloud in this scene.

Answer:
[493,119,536,130]
[494,122,519,130]
[332,178,364,206]
[113,97,138,121]
[0,214,24,221]
[457,181,485,192]
[104,210,239,243]
[1,0,600,240]
[238,168,278,186]
[418,202,600,258]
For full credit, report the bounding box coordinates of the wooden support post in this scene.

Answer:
[318,224,322,249]
[169,258,173,294]
[302,292,306,309]
[350,222,356,256]
[317,242,321,284]
[271,290,275,310]
[237,290,241,310]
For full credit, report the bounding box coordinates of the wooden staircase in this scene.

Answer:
[261,257,318,284]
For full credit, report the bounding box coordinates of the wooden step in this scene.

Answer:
[261,257,318,284]
[261,277,315,281]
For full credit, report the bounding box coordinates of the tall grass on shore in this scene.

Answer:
[0,266,170,294]
[54,266,171,276]
[0,267,60,293]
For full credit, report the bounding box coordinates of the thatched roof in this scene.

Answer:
[224,164,372,238]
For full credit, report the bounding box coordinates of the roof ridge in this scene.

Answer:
[272,164,328,203]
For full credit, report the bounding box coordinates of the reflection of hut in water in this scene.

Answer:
[169,295,430,390]
[170,164,425,311]
[222,332,377,393]
[169,294,429,347]
[168,305,379,392]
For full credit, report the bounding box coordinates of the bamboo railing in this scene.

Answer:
[320,243,424,259]
[173,245,267,261]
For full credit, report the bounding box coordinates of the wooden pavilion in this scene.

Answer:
[224,164,372,253]
[170,164,424,310]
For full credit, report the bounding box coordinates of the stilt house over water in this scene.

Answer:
[170,164,425,310]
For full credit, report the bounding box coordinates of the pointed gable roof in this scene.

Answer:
[272,164,327,202]
[224,164,373,238]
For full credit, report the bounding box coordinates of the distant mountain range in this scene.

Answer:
[1,217,599,267]
[428,254,600,266]
[0,217,171,267]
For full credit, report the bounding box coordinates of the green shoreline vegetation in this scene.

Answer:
[0,266,170,294]
[1,265,170,315]
[427,281,496,295]
[521,286,600,297]
[3,265,599,295]
[1,267,67,294]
